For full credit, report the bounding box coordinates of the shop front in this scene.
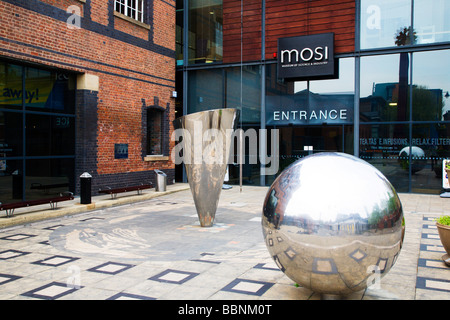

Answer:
[176,0,450,194]
[0,60,76,204]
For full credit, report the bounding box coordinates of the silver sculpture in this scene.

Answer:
[399,146,426,173]
[262,152,404,296]
[174,108,239,227]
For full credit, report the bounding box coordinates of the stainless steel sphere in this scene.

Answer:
[399,146,426,173]
[262,152,404,295]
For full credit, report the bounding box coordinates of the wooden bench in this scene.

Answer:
[98,183,153,199]
[0,192,74,217]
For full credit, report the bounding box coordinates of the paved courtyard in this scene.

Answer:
[0,184,448,300]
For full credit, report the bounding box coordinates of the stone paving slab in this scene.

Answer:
[0,184,448,301]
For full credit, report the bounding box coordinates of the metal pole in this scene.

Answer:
[239,0,243,192]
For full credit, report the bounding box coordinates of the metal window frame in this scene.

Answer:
[114,0,144,23]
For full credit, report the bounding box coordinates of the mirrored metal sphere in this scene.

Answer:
[399,146,426,173]
[262,152,404,295]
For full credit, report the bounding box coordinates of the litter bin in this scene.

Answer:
[154,169,167,192]
[80,172,92,204]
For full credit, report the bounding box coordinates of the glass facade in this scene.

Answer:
[187,0,223,64]
[176,0,450,194]
[360,0,450,49]
[0,61,76,204]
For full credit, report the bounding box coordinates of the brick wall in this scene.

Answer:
[0,0,176,194]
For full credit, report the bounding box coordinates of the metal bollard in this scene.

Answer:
[80,172,92,204]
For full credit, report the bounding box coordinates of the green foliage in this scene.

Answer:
[445,162,450,171]
[436,215,450,226]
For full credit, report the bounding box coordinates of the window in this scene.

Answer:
[360,0,450,49]
[360,54,409,122]
[115,0,145,23]
[188,0,223,64]
[0,61,76,203]
[147,108,163,155]
[360,0,411,49]
[414,0,450,45]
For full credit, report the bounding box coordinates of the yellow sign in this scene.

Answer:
[1,78,54,107]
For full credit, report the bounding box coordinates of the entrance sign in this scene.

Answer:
[277,33,337,80]
[266,93,354,126]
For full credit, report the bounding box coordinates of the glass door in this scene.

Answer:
[278,125,353,174]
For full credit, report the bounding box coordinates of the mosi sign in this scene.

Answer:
[277,33,337,80]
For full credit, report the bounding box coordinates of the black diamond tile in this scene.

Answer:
[107,292,156,300]
[0,273,22,285]
[0,249,31,260]
[21,281,81,300]
[0,234,36,241]
[148,269,199,284]
[32,255,80,267]
[221,278,274,296]
[87,261,135,275]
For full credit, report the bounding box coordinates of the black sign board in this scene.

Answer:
[277,33,337,80]
[266,93,354,126]
[114,144,128,159]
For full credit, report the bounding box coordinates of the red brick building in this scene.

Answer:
[0,0,176,203]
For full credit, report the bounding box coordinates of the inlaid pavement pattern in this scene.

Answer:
[0,185,448,300]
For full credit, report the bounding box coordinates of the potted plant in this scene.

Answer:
[436,215,450,266]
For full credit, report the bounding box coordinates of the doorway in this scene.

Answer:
[277,125,353,174]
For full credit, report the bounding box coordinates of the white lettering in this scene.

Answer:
[66,5,81,30]
[273,111,280,121]
[329,109,338,119]
[366,5,381,30]
[223,305,272,315]
[300,48,314,61]
[281,47,329,63]
[315,47,324,60]
[299,110,307,120]
[281,49,299,63]
[271,108,349,122]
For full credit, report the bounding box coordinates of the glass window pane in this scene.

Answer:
[360,0,412,49]
[25,68,76,114]
[0,111,23,157]
[266,59,355,127]
[25,158,75,201]
[26,114,75,157]
[187,68,223,114]
[309,58,355,94]
[412,50,450,121]
[0,62,23,110]
[147,109,163,155]
[176,0,184,66]
[225,65,261,124]
[411,123,450,194]
[0,159,22,203]
[414,0,450,45]
[360,54,410,122]
[359,123,410,193]
[188,0,223,64]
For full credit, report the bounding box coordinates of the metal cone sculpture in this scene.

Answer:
[173,109,239,227]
